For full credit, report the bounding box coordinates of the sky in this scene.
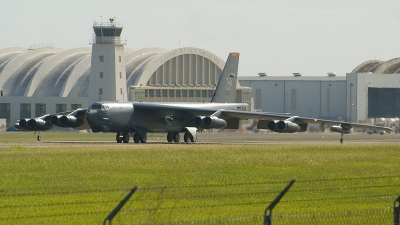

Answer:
[2,0,400,77]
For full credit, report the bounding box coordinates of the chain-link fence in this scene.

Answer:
[2,177,398,224]
[106,176,399,224]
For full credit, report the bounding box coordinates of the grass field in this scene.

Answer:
[1,132,400,224]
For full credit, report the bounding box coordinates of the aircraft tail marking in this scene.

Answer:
[211,52,239,103]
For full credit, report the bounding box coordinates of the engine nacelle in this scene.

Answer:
[51,115,64,127]
[277,120,301,133]
[26,118,52,131]
[194,116,205,127]
[194,116,227,129]
[18,119,29,130]
[330,125,352,134]
[268,120,300,133]
[267,120,279,131]
[14,122,22,130]
[58,115,84,128]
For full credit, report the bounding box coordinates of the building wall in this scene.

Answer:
[347,73,400,123]
[239,78,346,120]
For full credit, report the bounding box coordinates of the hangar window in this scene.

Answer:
[100,72,103,78]
[189,90,194,97]
[99,55,104,62]
[162,90,167,97]
[72,104,81,110]
[99,88,103,95]
[208,90,213,97]
[182,90,188,97]
[119,56,121,62]
[2,104,8,111]
[119,72,122,78]
[169,90,174,97]
[176,90,181,97]
[120,88,123,95]
[195,90,200,97]
[202,90,207,97]
[149,90,154,97]
[145,90,148,97]
[156,90,161,97]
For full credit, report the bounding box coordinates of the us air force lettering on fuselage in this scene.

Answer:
[15,52,393,143]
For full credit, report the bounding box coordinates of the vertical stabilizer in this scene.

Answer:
[211,52,239,103]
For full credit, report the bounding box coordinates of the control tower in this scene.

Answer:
[88,18,127,103]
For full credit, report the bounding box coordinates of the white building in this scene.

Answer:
[239,67,400,125]
[0,20,251,125]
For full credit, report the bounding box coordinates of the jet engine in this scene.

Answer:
[18,119,29,130]
[267,120,279,131]
[50,115,63,127]
[26,118,52,131]
[330,125,352,134]
[267,120,300,133]
[58,115,84,128]
[194,116,227,129]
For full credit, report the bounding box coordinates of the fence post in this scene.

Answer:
[395,196,400,225]
[103,186,138,225]
[264,179,295,225]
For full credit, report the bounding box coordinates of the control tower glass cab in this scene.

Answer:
[90,18,126,45]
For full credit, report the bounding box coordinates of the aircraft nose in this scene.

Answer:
[86,109,100,126]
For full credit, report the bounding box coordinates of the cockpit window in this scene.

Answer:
[101,105,110,110]
[89,103,102,110]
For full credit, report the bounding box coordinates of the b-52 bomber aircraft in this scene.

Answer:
[15,52,393,143]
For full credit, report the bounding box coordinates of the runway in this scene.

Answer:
[1,131,400,147]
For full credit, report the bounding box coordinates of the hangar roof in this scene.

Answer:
[352,58,400,74]
[0,46,226,97]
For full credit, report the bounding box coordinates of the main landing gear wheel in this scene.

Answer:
[133,133,147,143]
[140,134,147,143]
[184,132,190,143]
[183,132,196,143]
[133,133,140,143]
[116,132,123,143]
[167,132,174,143]
[123,132,129,143]
[173,132,180,142]
[340,134,344,144]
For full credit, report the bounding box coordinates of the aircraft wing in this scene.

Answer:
[133,102,228,116]
[16,108,90,131]
[213,110,394,132]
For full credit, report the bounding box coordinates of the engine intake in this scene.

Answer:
[267,120,279,131]
[18,119,28,130]
[194,116,227,129]
[58,115,84,128]
[26,118,52,131]
[268,120,300,133]
[51,115,63,127]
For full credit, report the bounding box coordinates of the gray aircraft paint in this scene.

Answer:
[211,52,239,103]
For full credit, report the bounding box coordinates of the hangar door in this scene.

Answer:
[368,88,400,118]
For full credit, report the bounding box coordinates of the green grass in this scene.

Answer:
[0,135,399,224]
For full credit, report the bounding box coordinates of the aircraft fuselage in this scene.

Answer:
[86,101,248,133]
